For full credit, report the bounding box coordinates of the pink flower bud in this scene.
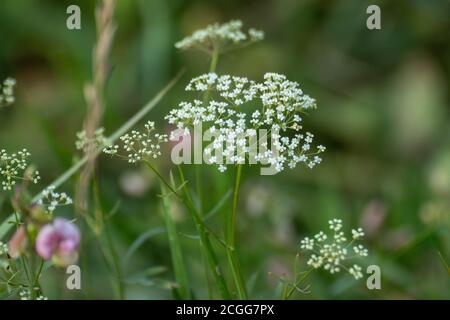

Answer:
[8,226,27,258]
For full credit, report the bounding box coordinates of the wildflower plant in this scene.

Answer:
[0,11,380,300]
[0,77,16,107]
[164,19,325,299]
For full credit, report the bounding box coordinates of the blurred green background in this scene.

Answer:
[0,0,449,299]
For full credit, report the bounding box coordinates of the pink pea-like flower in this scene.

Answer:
[36,218,80,266]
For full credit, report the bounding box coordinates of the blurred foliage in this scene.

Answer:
[0,0,449,299]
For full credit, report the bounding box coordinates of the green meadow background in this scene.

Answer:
[0,0,449,299]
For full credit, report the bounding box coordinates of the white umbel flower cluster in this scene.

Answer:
[0,78,16,107]
[166,72,325,172]
[75,127,109,152]
[19,288,31,300]
[0,241,8,255]
[18,287,48,301]
[35,186,73,215]
[300,219,368,280]
[0,149,41,191]
[175,20,264,52]
[103,121,168,163]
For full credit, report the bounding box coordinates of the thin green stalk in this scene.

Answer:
[226,164,247,299]
[145,163,228,298]
[144,161,181,199]
[20,257,31,288]
[209,46,219,75]
[32,258,44,295]
[160,185,191,299]
[284,267,314,300]
[103,221,125,299]
[177,165,231,299]
[195,44,220,215]
[195,166,203,215]
[91,176,124,300]
[229,164,243,246]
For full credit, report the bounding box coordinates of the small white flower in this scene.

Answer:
[0,77,16,107]
[334,231,347,243]
[351,228,364,240]
[19,288,31,300]
[328,218,343,231]
[307,254,323,268]
[314,231,327,242]
[0,241,8,255]
[349,264,363,280]
[300,237,314,250]
[353,244,368,257]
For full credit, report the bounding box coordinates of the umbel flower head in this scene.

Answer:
[165,73,325,173]
[75,127,108,152]
[0,149,41,191]
[35,186,73,216]
[175,20,264,53]
[300,219,368,280]
[0,77,16,107]
[103,121,168,163]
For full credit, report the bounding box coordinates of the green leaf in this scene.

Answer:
[204,188,232,221]
[122,227,166,265]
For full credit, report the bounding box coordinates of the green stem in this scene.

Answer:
[160,185,191,299]
[32,259,44,294]
[229,164,243,246]
[194,44,220,214]
[195,166,203,215]
[202,45,219,103]
[226,164,247,299]
[103,221,125,300]
[178,166,231,299]
[144,161,181,199]
[284,268,314,299]
[210,46,219,74]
